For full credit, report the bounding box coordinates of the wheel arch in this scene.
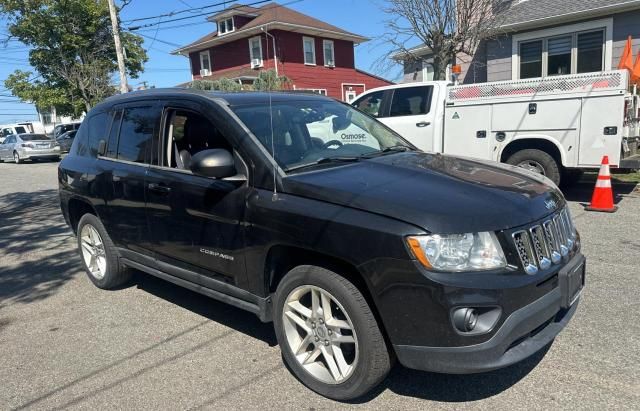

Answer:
[265,244,390,342]
[499,136,566,167]
[67,197,98,234]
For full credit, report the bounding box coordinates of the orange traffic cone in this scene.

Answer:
[585,156,618,213]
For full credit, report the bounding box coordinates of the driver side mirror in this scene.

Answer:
[189,149,237,179]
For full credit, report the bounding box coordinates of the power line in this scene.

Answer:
[134,32,182,48]
[123,0,251,24]
[135,20,210,33]
[126,0,272,30]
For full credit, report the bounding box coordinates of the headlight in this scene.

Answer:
[407,232,507,272]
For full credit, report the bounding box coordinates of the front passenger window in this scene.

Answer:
[353,91,385,118]
[116,107,157,163]
[163,110,232,171]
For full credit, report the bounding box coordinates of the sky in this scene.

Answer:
[0,0,404,125]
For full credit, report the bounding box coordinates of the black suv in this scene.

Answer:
[59,89,585,400]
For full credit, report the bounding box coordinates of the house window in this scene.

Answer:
[249,36,263,68]
[517,28,606,79]
[519,40,543,79]
[41,112,53,125]
[547,36,572,76]
[303,37,316,65]
[577,31,604,74]
[323,40,335,67]
[199,51,211,75]
[297,88,327,96]
[218,17,234,35]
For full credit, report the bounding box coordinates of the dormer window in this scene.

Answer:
[218,17,234,35]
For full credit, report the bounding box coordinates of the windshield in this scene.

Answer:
[21,134,50,141]
[232,99,413,171]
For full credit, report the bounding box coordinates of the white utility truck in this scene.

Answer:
[352,70,640,185]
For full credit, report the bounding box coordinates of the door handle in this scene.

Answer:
[416,122,431,128]
[148,183,171,194]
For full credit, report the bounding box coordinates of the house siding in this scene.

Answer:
[484,9,640,83]
[187,29,391,100]
[612,9,640,66]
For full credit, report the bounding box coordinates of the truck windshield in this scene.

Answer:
[232,99,414,172]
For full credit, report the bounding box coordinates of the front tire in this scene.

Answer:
[77,214,132,289]
[274,265,391,400]
[506,149,561,186]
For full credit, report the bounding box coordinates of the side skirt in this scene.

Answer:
[118,251,272,322]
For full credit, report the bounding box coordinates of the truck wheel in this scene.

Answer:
[273,265,391,400]
[506,149,561,186]
[77,213,132,289]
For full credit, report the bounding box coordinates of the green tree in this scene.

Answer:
[252,70,291,91]
[188,78,242,92]
[0,0,147,116]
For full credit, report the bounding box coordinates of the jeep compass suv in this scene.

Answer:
[58,89,585,400]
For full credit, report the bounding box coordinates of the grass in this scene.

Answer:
[611,170,640,183]
[583,170,640,184]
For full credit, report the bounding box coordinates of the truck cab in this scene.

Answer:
[352,81,449,155]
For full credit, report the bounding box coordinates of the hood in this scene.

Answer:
[283,152,565,233]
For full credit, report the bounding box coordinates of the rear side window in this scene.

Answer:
[15,126,27,134]
[116,106,157,163]
[389,86,432,117]
[21,134,49,141]
[106,110,123,158]
[88,112,111,157]
[353,90,385,117]
[73,121,89,156]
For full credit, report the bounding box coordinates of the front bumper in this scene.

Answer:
[394,253,585,374]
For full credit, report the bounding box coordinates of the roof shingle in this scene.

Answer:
[500,0,640,27]
[177,2,364,53]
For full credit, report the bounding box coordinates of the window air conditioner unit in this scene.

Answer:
[200,69,211,76]
[251,59,262,69]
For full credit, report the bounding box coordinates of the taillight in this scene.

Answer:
[21,143,34,148]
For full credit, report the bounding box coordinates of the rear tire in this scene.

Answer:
[77,213,132,289]
[13,151,21,164]
[506,149,561,186]
[273,265,391,401]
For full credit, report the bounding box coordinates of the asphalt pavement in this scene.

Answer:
[0,160,639,410]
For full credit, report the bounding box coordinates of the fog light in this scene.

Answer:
[453,308,478,332]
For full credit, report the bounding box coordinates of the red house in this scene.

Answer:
[172,2,393,102]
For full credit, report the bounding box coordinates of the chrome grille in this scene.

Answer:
[512,208,577,275]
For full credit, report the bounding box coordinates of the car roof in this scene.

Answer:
[94,88,335,111]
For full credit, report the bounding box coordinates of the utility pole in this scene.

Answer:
[106,0,128,93]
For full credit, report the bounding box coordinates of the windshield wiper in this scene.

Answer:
[285,156,360,172]
[363,145,413,158]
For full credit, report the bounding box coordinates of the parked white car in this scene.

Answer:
[352,70,640,185]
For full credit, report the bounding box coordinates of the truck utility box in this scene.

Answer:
[352,70,640,185]
[445,70,638,169]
